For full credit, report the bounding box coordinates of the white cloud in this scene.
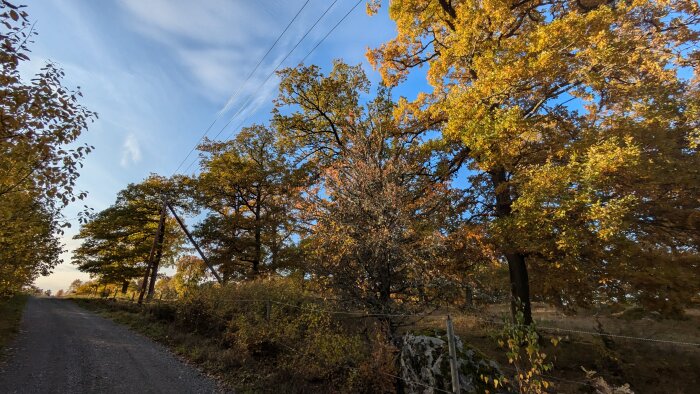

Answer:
[177,47,260,100]
[118,0,280,46]
[120,133,142,167]
[116,0,341,109]
[117,0,296,105]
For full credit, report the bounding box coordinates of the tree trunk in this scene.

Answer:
[505,252,532,324]
[146,206,167,301]
[490,168,533,325]
[464,286,473,307]
[378,261,392,309]
[253,200,262,274]
[253,226,261,274]
[121,280,129,294]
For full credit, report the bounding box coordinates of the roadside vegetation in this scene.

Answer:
[74,278,396,393]
[73,288,700,393]
[0,294,28,353]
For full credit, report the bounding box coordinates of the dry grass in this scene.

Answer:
[412,303,700,393]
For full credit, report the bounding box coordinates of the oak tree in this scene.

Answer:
[369,0,700,319]
[190,126,302,279]
[274,62,466,318]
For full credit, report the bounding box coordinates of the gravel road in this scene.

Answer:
[0,297,223,393]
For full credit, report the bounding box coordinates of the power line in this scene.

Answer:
[170,0,311,176]
[211,0,341,139]
[171,118,220,176]
[300,0,363,64]
[218,0,312,116]
[214,0,364,144]
[177,0,343,174]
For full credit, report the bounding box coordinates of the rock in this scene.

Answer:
[398,331,508,393]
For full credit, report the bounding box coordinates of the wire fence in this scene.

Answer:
[100,293,700,349]
[86,294,700,393]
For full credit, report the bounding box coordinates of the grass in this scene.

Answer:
[414,303,700,393]
[0,294,28,353]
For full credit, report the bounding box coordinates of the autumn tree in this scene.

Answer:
[154,276,178,300]
[274,62,467,318]
[189,126,302,279]
[172,255,208,297]
[73,175,184,297]
[0,1,96,295]
[369,0,700,320]
[67,279,83,294]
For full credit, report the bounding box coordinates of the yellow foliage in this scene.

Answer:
[369,0,700,312]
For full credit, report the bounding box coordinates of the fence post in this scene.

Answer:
[446,315,461,393]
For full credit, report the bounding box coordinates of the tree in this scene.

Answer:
[73,175,184,298]
[369,0,700,320]
[172,255,208,296]
[154,276,178,300]
[67,279,83,294]
[0,1,96,295]
[274,62,466,319]
[189,126,302,279]
[0,194,63,295]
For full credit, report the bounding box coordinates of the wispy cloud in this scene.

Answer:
[120,133,142,167]
[117,0,299,105]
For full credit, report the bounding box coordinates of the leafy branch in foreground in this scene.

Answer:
[0,0,96,295]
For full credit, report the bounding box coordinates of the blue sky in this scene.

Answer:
[25,0,427,292]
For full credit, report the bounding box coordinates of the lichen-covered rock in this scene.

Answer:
[398,331,509,393]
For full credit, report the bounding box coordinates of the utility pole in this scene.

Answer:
[146,202,168,301]
[138,201,167,305]
[166,202,224,284]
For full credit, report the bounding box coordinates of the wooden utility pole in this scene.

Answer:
[138,201,167,305]
[166,202,224,284]
[146,202,168,301]
[446,315,461,394]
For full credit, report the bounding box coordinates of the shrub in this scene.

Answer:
[146,302,177,322]
[171,277,394,391]
[483,306,559,394]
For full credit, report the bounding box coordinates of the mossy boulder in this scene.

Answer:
[398,331,508,393]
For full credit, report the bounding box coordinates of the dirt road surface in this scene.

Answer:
[0,297,223,393]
